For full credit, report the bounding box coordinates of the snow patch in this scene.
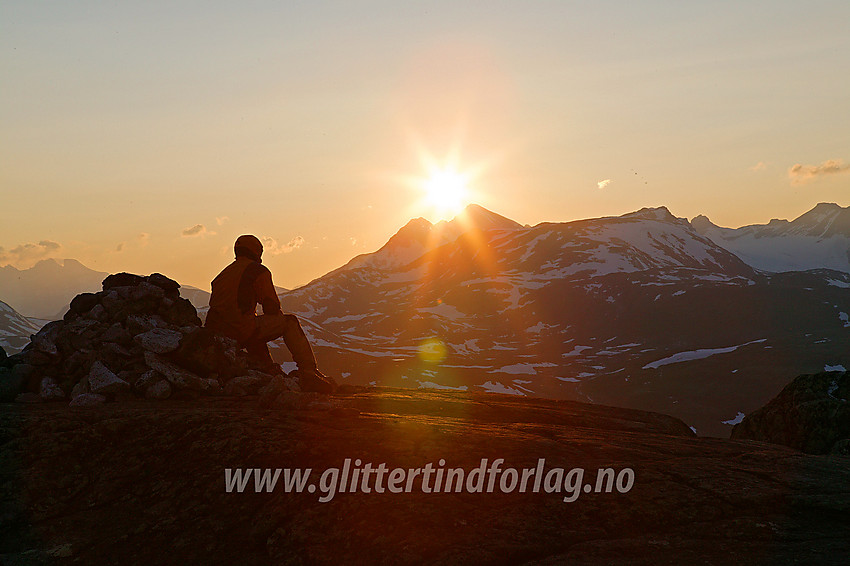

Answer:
[642,339,767,369]
[477,381,525,396]
[563,345,592,357]
[417,303,467,320]
[722,412,746,426]
[825,364,847,372]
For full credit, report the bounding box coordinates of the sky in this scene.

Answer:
[2,0,849,290]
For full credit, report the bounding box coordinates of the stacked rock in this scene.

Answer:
[0,273,299,405]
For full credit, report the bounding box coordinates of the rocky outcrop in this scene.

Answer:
[731,371,850,454]
[0,273,307,404]
[0,390,847,565]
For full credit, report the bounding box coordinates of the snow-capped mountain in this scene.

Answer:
[276,204,850,436]
[338,204,524,272]
[0,300,42,354]
[0,259,108,319]
[692,202,850,273]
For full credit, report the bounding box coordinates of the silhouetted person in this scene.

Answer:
[206,235,332,389]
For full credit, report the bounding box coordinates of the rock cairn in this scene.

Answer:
[0,273,304,405]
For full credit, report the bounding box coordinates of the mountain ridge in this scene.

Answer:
[275,202,849,436]
[691,202,850,273]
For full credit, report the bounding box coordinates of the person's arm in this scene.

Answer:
[254,266,283,316]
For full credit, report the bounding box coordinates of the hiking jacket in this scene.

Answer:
[205,257,282,343]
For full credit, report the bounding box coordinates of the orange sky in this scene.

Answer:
[2,2,848,289]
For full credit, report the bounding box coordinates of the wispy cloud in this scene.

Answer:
[597,179,611,190]
[749,162,767,172]
[789,159,850,183]
[182,224,215,237]
[117,232,150,253]
[261,236,305,256]
[215,216,230,226]
[0,240,62,267]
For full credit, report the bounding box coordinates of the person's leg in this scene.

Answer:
[253,313,318,371]
[244,338,275,368]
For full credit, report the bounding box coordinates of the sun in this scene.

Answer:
[422,168,470,219]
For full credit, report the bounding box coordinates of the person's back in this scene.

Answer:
[205,235,335,392]
[207,253,277,344]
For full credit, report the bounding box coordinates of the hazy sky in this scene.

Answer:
[2,1,848,289]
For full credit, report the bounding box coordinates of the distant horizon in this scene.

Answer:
[2,199,847,291]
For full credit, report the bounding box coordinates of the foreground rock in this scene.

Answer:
[731,371,850,454]
[0,273,328,404]
[0,389,847,565]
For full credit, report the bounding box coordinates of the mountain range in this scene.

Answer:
[2,203,848,436]
[692,202,850,273]
[273,203,850,436]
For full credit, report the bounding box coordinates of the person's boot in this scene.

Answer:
[297,367,337,394]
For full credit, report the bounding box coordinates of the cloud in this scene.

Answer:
[0,240,62,267]
[182,224,215,237]
[261,236,305,256]
[789,159,850,183]
[597,179,611,190]
[749,162,767,172]
[216,216,230,226]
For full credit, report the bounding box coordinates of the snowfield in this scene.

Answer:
[642,339,767,369]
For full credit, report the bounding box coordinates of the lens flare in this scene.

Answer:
[418,338,448,363]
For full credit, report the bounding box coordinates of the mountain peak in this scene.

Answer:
[620,206,679,223]
[449,204,522,230]
[812,202,842,212]
[690,214,718,235]
[789,202,850,238]
[387,217,434,248]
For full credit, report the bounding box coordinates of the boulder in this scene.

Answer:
[160,297,202,327]
[69,293,100,315]
[39,377,66,401]
[100,323,132,345]
[102,273,145,289]
[133,370,161,392]
[126,314,167,336]
[144,352,210,392]
[70,378,89,399]
[731,371,850,454]
[88,361,130,395]
[32,321,63,356]
[147,273,181,295]
[144,380,172,400]
[134,328,183,354]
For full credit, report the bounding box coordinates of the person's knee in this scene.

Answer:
[275,313,300,333]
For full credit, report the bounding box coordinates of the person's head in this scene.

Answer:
[234,235,263,262]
